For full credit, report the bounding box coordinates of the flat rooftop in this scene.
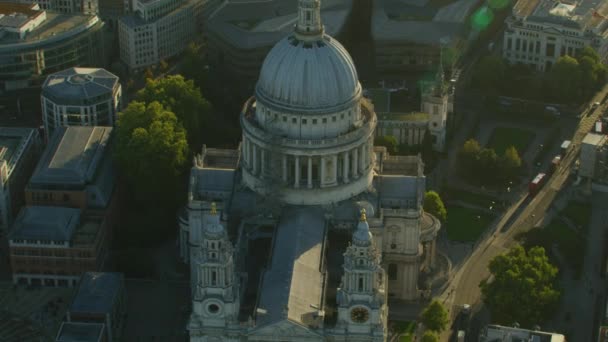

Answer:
[583,132,607,146]
[372,0,475,44]
[0,9,98,45]
[0,3,43,29]
[206,0,352,49]
[70,272,124,315]
[9,206,81,242]
[29,126,112,187]
[56,322,104,342]
[481,324,565,342]
[42,67,120,102]
[513,0,608,32]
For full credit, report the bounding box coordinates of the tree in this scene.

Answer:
[421,300,449,332]
[136,75,212,149]
[478,148,498,182]
[424,191,447,222]
[114,101,189,206]
[374,135,398,154]
[546,56,581,102]
[480,245,560,328]
[144,67,154,81]
[421,331,440,342]
[499,146,522,180]
[159,59,169,73]
[181,42,209,91]
[471,55,506,93]
[457,138,481,172]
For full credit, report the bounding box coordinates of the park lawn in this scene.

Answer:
[561,201,591,232]
[444,188,499,208]
[487,127,535,154]
[546,220,585,273]
[394,321,416,342]
[446,206,495,242]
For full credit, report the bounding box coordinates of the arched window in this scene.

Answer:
[358,277,364,291]
[211,271,217,285]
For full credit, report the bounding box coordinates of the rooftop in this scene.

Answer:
[255,206,326,329]
[206,0,352,49]
[481,324,566,342]
[372,0,475,44]
[55,322,104,342]
[70,272,124,315]
[29,126,112,187]
[378,112,430,122]
[9,206,81,242]
[42,68,120,102]
[513,0,608,32]
[0,3,43,29]
[583,132,607,146]
[0,7,100,45]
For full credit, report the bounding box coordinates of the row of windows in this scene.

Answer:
[272,112,350,124]
[31,192,70,202]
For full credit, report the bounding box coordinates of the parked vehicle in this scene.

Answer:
[529,173,546,197]
[560,140,571,156]
[549,156,561,175]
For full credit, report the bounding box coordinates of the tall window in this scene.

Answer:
[211,271,217,285]
[358,277,364,291]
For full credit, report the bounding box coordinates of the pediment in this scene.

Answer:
[249,319,322,341]
[542,27,563,35]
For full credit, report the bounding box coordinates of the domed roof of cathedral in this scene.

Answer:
[353,209,372,246]
[255,0,361,113]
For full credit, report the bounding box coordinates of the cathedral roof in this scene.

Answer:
[255,0,361,114]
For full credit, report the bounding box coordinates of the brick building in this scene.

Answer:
[8,206,108,287]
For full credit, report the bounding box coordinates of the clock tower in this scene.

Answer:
[334,209,388,341]
[188,203,240,342]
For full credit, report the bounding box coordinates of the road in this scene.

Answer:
[439,85,608,341]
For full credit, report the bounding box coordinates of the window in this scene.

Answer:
[302,119,307,124]
[283,116,287,122]
[63,194,70,202]
[340,113,344,119]
[292,118,297,123]
[322,118,327,123]
[211,271,217,285]
[332,116,336,122]
[306,11,311,21]
[358,277,364,291]
[312,119,317,124]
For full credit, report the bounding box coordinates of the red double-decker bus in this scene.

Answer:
[529,173,546,197]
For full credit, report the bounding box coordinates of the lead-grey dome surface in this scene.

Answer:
[255,34,361,113]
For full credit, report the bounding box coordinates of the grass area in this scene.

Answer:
[393,321,416,342]
[561,201,591,231]
[378,112,430,122]
[487,126,535,154]
[444,188,499,208]
[446,206,495,242]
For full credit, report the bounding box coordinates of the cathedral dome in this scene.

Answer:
[255,1,361,113]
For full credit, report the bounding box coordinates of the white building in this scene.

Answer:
[118,0,201,71]
[479,324,566,342]
[503,0,608,71]
[11,0,98,14]
[181,1,442,341]
[41,68,122,141]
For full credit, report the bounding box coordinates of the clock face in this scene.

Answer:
[351,307,370,323]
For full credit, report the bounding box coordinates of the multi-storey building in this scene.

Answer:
[41,68,122,141]
[118,0,202,71]
[183,1,442,340]
[10,0,98,14]
[25,126,118,230]
[503,0,608,71]
[56,322,107,342]
[0,3,106,92]
[0,127,41,236]
[8,206,109,287]
[66,272,127,342]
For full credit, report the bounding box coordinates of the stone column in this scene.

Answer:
[261,149,266,176]
[320,156,326,187]
[359,144,365,171]
[430,240,437,268]
[307,156,313,189]
[332,154,338,183]
[252,144,258,175]
[352,148,359,177]
[282,155,287,182]
[294,156,300,188]
[343,151,349,182]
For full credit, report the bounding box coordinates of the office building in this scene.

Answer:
[479,324,566,341]
[41,68,122,140]
[503,0,608,71]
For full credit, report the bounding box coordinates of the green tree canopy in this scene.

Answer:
[114,101,189,206]
[137,75,212,149]
[374,135,399,154]
[458,138,481,171]
[421,330,440,342]
[499,146,522,180]
[424,191,447,222]
[480,245,560,328]
[546,56,581,102]
[421,300,449,332]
